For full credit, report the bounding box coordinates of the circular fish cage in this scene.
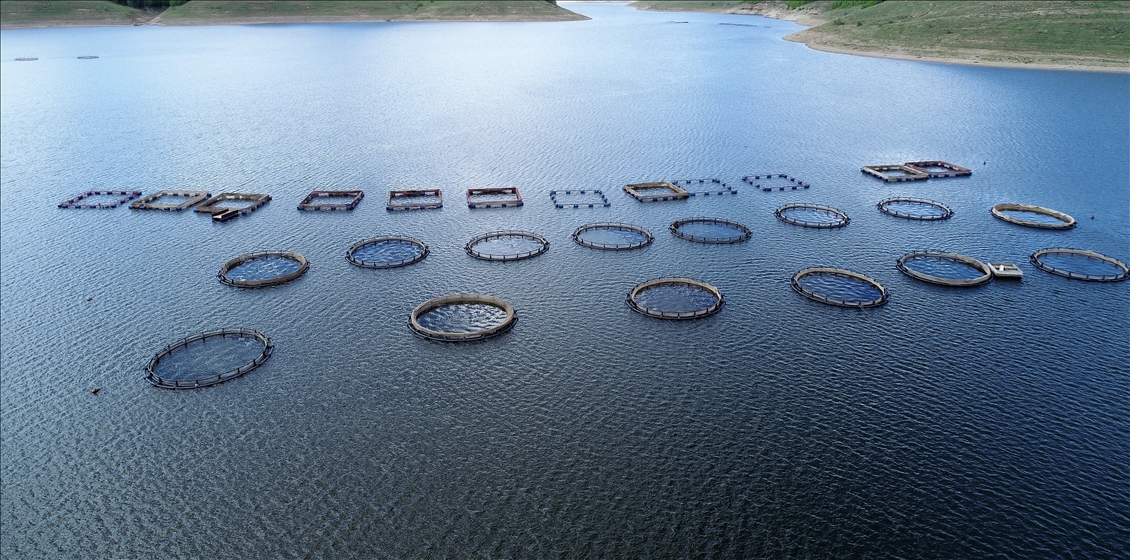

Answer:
[877,197,953,221]
[573,222,654,250]
[347,236,429,269]
[145,328,273,389]
[896,251,993,287]
[669,217,752,244]
[991,203,1076,230]
[409,294,517,342]
[775,203,850,229]
[1030,248,1130,282]
[791,268,888,308]
[465,231,549,261]
[626,278,724,320]
[218,251,309,288]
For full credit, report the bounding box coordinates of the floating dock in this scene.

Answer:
[130,190,210,212]
[550,188,609,208]
[623,181,690,202]
[297,190,363,211]
[58,190,142,209]
[905,160,972,178]
[194,193,271,222]
[987,262,1023,279]
[467,187,523,209]
[861,164,929,182]
[387,189,442,211]
[742,173,810,192]
[670,178,738,197]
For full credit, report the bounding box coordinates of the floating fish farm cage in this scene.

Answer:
[877,197,953,221]
[130,190,211,212]
[904,160,972,178]
[58,190,142,209]
[145,328,273,389]
[670,178,738,197]
[550,188,610,208]
[194,193,271,222]
[347,236,429,269]
[791,268,888,308]
[408,294,517,342]
[669,217,752,244]
[465,231,549,261]
[218,251,309,288]
[387,189,443,211]
[626,278,724,320]
[896,251,993,287]
[742,173,810,192]
[1030,248,1129,282]
[467,187,523,209]
[623,181,691,202]
[991,203,1076,230]
[775,203,850,228]
[297,190,363,211]
[572,222,654,250]
[861,164,929,182]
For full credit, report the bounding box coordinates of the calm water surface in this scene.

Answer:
[2,2,1128,557]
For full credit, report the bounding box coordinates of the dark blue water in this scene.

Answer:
[2,2,1128,557]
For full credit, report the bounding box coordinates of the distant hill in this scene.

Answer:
[0,0,588,29]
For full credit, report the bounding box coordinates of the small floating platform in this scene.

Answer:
[550,188,609,208]
[623,181,690,202]
[467,187,523,209]
[742,173,810,192]
[131,190,210,211]
[194,192,271,222]
[387,189,442,211]
[59,190,142,209]
[987,262,1023,279]
[77,55,99,60]
[297,189,363,211]
[905,160,972,178]
[861,164,929,182]
[670,178,737,197]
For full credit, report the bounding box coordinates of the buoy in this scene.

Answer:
[86,297,93,301]
[1091,215,1095,219]
[90,387,100,394]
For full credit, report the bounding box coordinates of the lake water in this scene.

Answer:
[2,2,1128,557]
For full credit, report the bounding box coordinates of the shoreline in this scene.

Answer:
[629,1,1129,74]
[1,15,588,30]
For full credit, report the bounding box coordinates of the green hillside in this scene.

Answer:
[0,0,144,28]
[157,1,587,24]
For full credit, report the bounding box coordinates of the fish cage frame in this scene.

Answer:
[346,236,429,269]
[896,251,993,287]
[990,203,1076,230]
[775,203,851,228]
[408,294,517,342]
[218,251,309,288]
[791,268,888,308]
[195,192,271,222]
[145,328,273,389]
[904,160,972,178]
[549,189,610,208]
[58,190,142,209]
[669,217,752,244]
[877,197,954,221]
[861,164,929,182]
[670,178,738,197]
[741,173,810,192]
[623,181,691,202]
[465,231,549,261]
[387,189,443,211]
[130,190,211,212]
[626,278,725,320]
[572,222,654,250]
[1030,248,1130,282]
[467,187,523,209]
[297,190,363,211]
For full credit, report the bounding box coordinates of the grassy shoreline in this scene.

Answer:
[0,1,588,29]
[630,0,1130,72]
